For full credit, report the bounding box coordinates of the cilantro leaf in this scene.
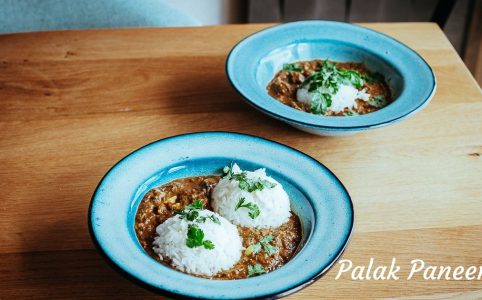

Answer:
[223,164,277,192]
[338,68,364,88]
[177,199,221,226]
[245,236,278,256]
[262,242,278,256]
[186,224,214,250]
[343,111,358,116]
[184,200,204,210]
[283,63,302,72]
[196,214,221,225]
[223,163,235,179]
[368,95,388,108]
[209,215,221,224]
[185,210,199,221]
[252,235,279,256]
[260,235,273,243]
[186,224,205,248]
[203,240,215,250]
[245,243,262,256]
[299,60,372,114]
[310,92,332,115]
[247,264,267,277]
[235,197,260,219]
[176,200,205,221]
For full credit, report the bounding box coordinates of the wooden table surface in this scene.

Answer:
[0,23,481,299]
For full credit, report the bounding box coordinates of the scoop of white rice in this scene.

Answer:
[212,164,291,228]
[152,209,242,276]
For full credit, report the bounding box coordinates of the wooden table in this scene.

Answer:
[0,23,481,299]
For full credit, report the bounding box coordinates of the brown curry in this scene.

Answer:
[267,59,392,116]
[134,176,302,280]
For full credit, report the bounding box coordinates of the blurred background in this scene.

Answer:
[164,0,481,85]
[0,0,480,84]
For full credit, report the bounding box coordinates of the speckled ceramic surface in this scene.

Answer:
[89,132,353,299]
[226,21,436,136]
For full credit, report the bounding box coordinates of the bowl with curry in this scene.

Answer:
[89,132,353,299]
[226,21,436,136]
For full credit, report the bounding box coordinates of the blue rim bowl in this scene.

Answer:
[226,21,437,136]
[89,132,354,299]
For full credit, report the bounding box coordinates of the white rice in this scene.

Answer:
[297,83,371,113]
[212,164,291,228]
[152,209,242,276]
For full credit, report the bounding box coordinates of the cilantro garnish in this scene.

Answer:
[245,242,262,256]
[235,197,260,219]
[186,224,215,250]
[223,164,277,192]
[259,235,278,255]
[223,163,234,179]
[176,200,220,225]
[184,200,204,210]
[176,200,204,221]
[196,214,221,225]
[310,92,332,115]
[283,63,302,72]
[247,264,267,277]
[245,235,278,256]
[202,240,215,250]
[368,95,388,108]
[300,60,366,114]
[343,111,359,116]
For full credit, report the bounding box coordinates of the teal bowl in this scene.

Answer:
[89,132,353,299]
[226,21,436,136]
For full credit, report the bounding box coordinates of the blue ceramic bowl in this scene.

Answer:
[226,21,436,136]
[89,132,353,299]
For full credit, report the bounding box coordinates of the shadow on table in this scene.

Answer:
[12,221,165,299]
[156,57,323,140]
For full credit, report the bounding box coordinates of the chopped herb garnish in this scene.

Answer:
[202,240,215,250]
[235,197,260,219]
[245,235,278,256]
[176,200,204,221]
[185,210,199,221]
[368,95,388,108]
[244,235,278,255]
[223,163,235,179]
[343,111,359,116]
[259,235,278,255]
[186,224,214,250]
[283,63,302,72]
[184,200,204,210]
[310,92,332,115]
[196,214,221,225]
[337,68,364,88]
[300,60,366,115]
[245,243,262,256]
[223,164,277,192]
[176,200,220,225]
[247,264,267,277]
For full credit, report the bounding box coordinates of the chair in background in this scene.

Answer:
[0,0,200,34]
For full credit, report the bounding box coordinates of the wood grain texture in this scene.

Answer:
[0,23,481,299]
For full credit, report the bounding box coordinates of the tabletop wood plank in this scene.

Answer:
[0,103,481,253]
[1,23,480,122]
[0,225,480,299]
[0,23,481,299]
